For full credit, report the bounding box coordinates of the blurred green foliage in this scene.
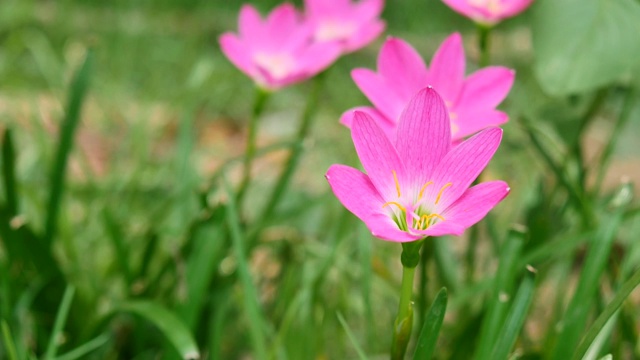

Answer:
[1,0,640,359]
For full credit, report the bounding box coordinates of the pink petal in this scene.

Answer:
[442,180,510,228]
[395,88,451,185]
[421,221,466,237]
[297,42,342,75]
[325,164,384,222]
[455,67,515,114]
[454,109,508,140]
[368,212,423,242]
[497,0,534,20]
[343,21,386,52]
[352,68,405,120]
[305,0,350,15]
[428,127,503,211]
[239,5,263,40]
[378,37,430,101]
[353,0,384,21]
[441,0,477,20]
[326,165,418,242]
[351,111,408,199]
[428,33,465,103]
[339,106,396,139]
[265,4,300,49]
[219,33,255,77]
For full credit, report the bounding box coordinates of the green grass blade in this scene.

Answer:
[102,210,133,287]
[117,301,199,359]
[413,287,448,360]
[551,185,629,360]
[475,227,525,360]
[178,222,225,328]
[336,312,368,360]
[43,50,93,247]
[2,129,18,215]
[44,285,76,360]
[222,175,268,360]
[1,320,19,360]
[581,315,617,360]
[573,266,640,360]
[55,333,110,360]
[490,269,536,360]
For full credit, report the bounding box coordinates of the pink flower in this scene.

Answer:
[327,88,509,242]
[340,33,514,141]
[304,0,385,52]
[219,4,342,90]
[441,0,534,25]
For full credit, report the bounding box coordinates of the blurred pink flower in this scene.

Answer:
[340,33,514,141]
[442,0,534,25]
[327,88,509,242]
[219,4,342,90]
[304,0,385,52]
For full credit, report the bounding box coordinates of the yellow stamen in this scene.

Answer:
[392,170,401,198]
[418,214,431,230]
[415,213,446,230]
[418,181,433,199]
[382,201,406,213]
[435,183,453,205]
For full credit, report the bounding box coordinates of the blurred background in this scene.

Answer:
[1,0,640,359]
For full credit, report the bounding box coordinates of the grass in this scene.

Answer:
[1,0,640,359]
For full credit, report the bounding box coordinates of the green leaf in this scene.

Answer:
[43,50,93,247]
[1,129,17,216]
[573,266,640,360]
[116,301,199,360]
[532,0,640,95]
[551,184,630,360]
[44,286,75,360]
[55,333,109,360]
[413,288,448,360]
[1,320,19,360]
[336,312,368,360]
[475,228,525,360]
[222,175,268,360]
[490,269,536,360]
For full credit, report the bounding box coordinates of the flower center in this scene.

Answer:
[253,53,295,80]
[381,170,452,233]
[315,20,357,42]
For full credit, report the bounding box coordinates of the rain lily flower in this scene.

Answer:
[441,0,534,26]
[304,0,385,52]
[340,33,514,141]
[219,4,342,90]
[327,88,509,242]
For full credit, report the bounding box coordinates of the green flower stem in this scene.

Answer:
[477,24,492,67]
[236,87,270,206]
[260,74,324,222]
[391,241,423,360]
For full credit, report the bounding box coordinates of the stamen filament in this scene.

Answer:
[392,170,401,198]
[435,183,453,205]
[418,181,433,199]
[382,201,406,213]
